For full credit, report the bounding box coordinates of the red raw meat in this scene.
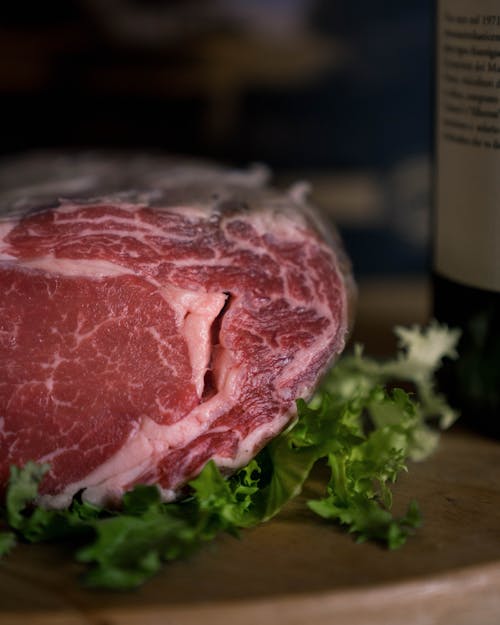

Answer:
[0,166,353,507]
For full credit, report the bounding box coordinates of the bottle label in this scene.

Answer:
[435,0,500,292]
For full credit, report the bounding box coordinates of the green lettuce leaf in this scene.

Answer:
[0,531,16,557]
[0,323,459,589]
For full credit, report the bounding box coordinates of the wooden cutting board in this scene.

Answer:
[2,426,500,625]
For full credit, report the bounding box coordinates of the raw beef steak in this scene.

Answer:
[0,165,353,508]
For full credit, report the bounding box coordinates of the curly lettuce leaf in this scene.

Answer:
[0,323,459,589]
[0,531,16,557]
[322,321,461,459]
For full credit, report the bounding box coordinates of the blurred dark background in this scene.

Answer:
[0,0,433,278]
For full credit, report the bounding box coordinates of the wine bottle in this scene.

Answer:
[433,0,500,436]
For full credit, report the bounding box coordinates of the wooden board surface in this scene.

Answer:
[2,426,500,625]
[2,278,500,625]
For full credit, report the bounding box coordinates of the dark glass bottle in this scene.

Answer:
[433,0,500,436]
